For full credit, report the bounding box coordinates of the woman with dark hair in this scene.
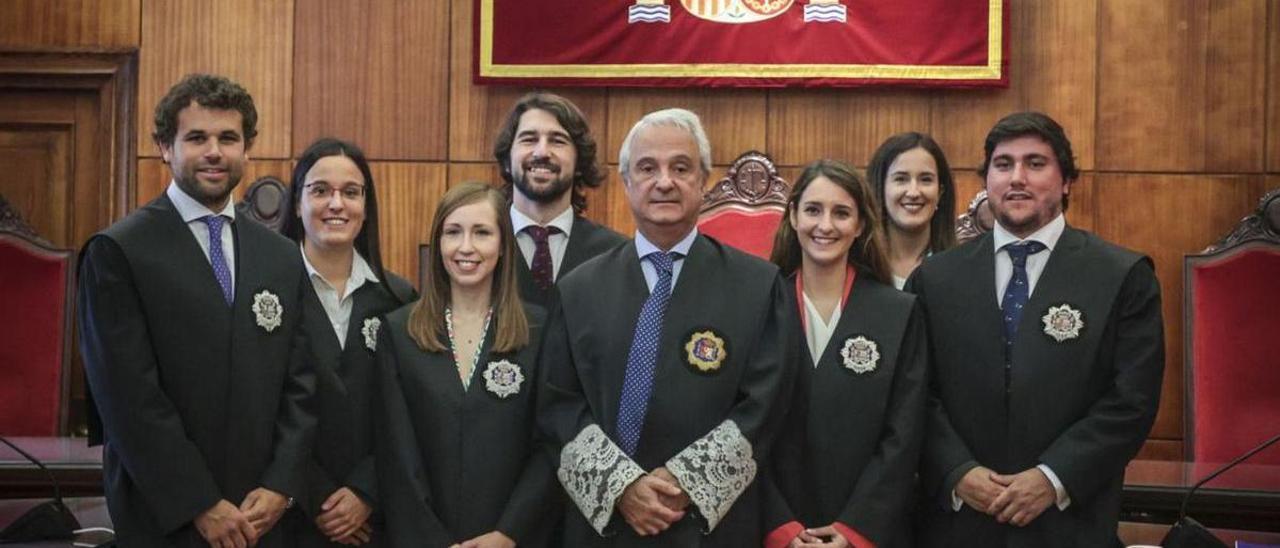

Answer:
[281,137,416,547]
[763,160,928,548]
[375,182,556,548]
[866,132,958,289]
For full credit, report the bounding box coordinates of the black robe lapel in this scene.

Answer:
[560,216,594,274]
[464,309,509,406]
[342,284,381,360]
[654,235,714,382]
[1016,226,1087,339]
[155,194,234,313]
[960,233,1006,369]
[598,241,650,387]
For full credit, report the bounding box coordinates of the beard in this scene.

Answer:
[512,165,573,204]
[173,164,243,210]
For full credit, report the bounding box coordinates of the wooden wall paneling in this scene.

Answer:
[1203,0,1267,173]
[0,0,140,50]
[1097,1,1206,172]
[1098,0,1266,173]
[447,0,606,163]
[135,158,293,208]
[0,129,71,244]
[931,0,1097,172]
[952,170,985,214]
[606,90,767,167]
[0,90,78,245]
[1018,0,1097,171]
[135,158,167,205]
[928,87,1013,173]
[928,0,1043,172]
[1268,2,1280,173]
[600,170,636,237]
[1064,173,1096,234]
[293,0,449,161]
[138,0,294,159]
[1093,174,1266,441]
[372,162,447,285]
[447,162,502,189]
[768,89,932,169]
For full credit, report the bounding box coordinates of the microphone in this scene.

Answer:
[1160,432,1280,548]
[0,435,81,543]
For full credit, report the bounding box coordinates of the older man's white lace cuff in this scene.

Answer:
[665,420,756,531]
[557,424,645,535]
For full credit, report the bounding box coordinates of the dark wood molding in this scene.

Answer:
[0,194,41,243]
[1202,187,1280,254]
[700,150,788,213]
[0,50,138,223]
[237,176,288,233]
[955,189,992,244]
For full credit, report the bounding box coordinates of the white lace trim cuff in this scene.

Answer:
[557,424,645,535]
[665,419,756,531]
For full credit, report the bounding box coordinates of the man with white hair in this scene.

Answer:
[538,108,797,546]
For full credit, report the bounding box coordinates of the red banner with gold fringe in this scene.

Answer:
[474,0,1007,88]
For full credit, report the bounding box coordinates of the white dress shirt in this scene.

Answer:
[952,213,1071,512]
[634,229,698,293]
[300,245,379,349]
[510,205,575,281]
[802,293,842,365]
[167,181,237,295]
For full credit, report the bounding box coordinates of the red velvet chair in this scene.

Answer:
[1184,188,1280,464]
[955,190,994,244]
[697,150,789,259]
[0,198,74,435]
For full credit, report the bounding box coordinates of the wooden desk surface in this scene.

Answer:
[1123,459,1280,532]
[0,437,102,499]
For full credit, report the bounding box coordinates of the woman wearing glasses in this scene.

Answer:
[763,160,927,548]
[375,182,556,548]
[281,138,415,546]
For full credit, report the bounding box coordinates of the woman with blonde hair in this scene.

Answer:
[375,181,556,548]
[763,160,928,548]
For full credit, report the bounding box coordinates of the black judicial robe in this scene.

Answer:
[910,226,1164,548]
[515,215,626,307]
[294,272,415,547]
[77,194,316,547]
[375,303,558,548]
[762,272,927,548]
[539,235,798,547]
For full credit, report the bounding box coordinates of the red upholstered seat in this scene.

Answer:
[698,208,783,260]
[1184,188,1280,465]
[697,150,789,260]
[0,228,74,436]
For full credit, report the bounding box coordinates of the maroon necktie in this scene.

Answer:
[524,225,561,291]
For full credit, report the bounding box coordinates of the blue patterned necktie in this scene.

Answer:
[201,215,234,306]
[1000,240,1047,352]
[616,251,677,457]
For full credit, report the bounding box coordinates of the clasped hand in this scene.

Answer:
[194,487,289,548]
[618,467,690,536]
[955,466,1056,527]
